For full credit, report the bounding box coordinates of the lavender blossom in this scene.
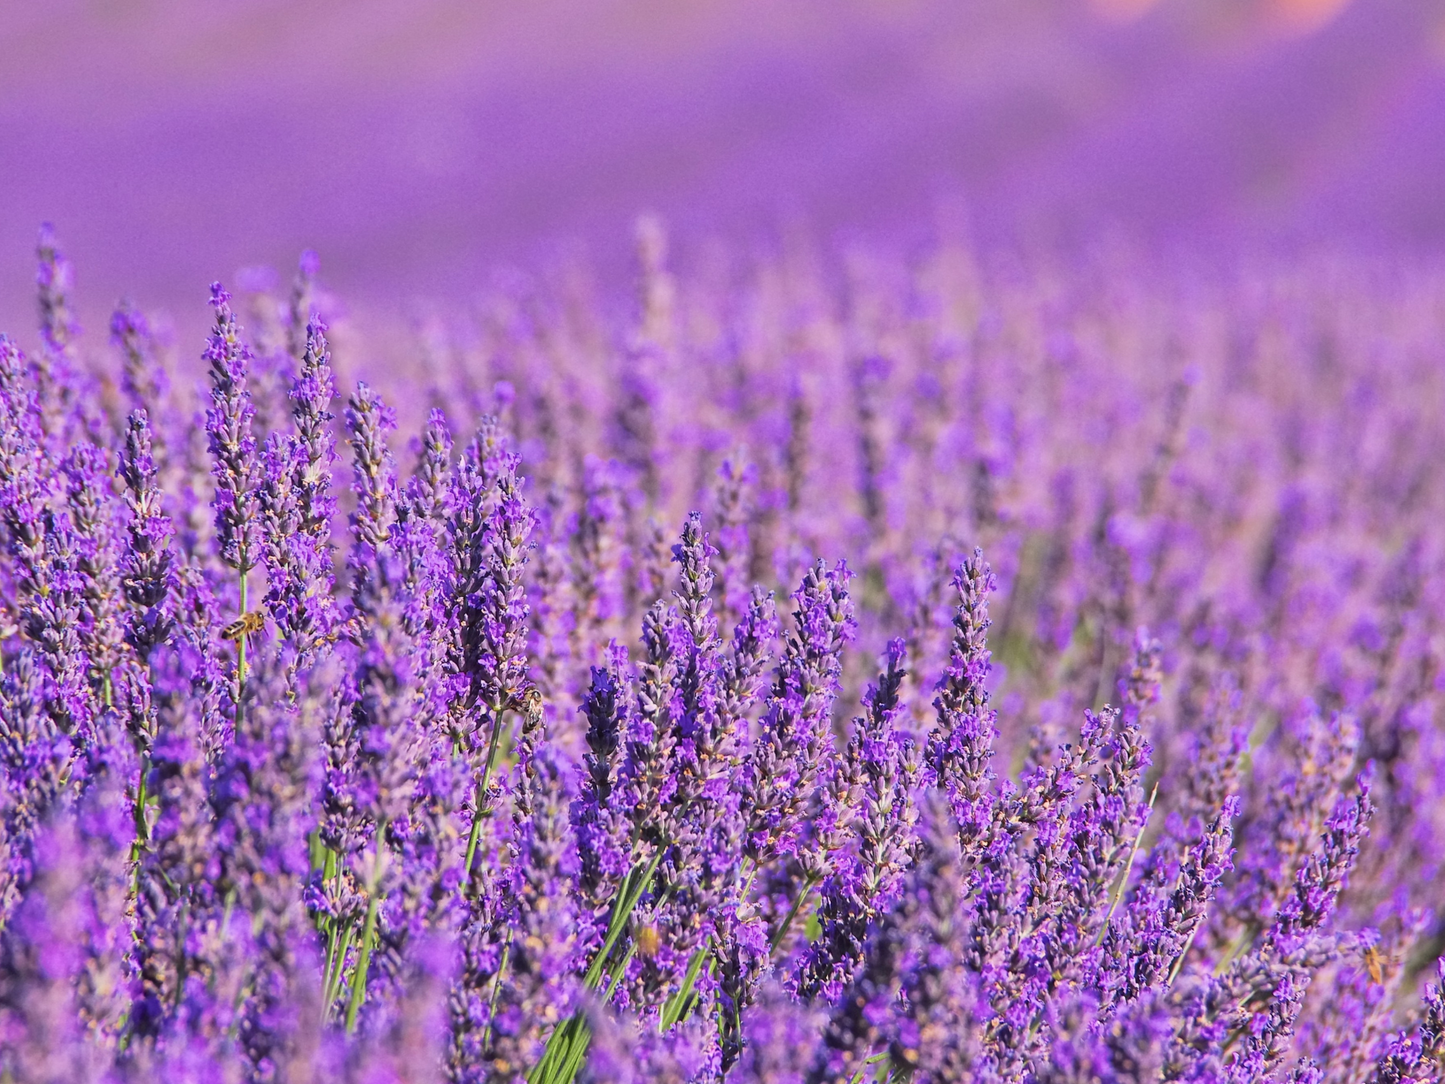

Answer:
[0,814,100,1084]
[476,751,579,1080]
[711,458,755,626]
[36,222,78,359]
[740,559,855,864]
[446,416,537,736]
[257,319,339,673]
[130,640,221,1044]
[210,653,327,1075]
[112,301,172,430]
[31,224,81,443]
[203,283,261,582]
[0,650,72,914]
[574,647,633,953]
[120,410,178,660]
[798,638,920,1003]
[64,442,129,707]
[925,548,999,849]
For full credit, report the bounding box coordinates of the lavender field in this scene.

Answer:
[5,3,1445,1083]
[2,221,1444,1083]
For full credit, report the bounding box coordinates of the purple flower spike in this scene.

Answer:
[575,648,634,950]
[926,548,999,849]
[670,512,725,807]
[741,558,855,864]
[120,410,178,661]
[799,637,921,1003]
[0,814,89,1082]
[447,416,537,739]
[36,223,78,358]
[0,650,73,913]
[257,317,338,673]
[480,750,579,1078]
[203,282,260,580]
[112,300,172,430]
[63,441,128,707]
[404,409,454,529]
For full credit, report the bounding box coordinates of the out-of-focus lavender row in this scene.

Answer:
[7,0,1445,338]
[1,223,1443,1082]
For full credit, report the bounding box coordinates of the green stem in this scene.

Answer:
[172,902,191,1011]
[132,755,151,846]
[848,1051,894,1084]
[529,849,668,1084]
[546,944,637,1084]
[770,871,823,953]
[343,830,389,1033]
[344,896,379,1034]
[1167,922,1202,986]
[463,699,507,889]
[736,857,760,909]
[236,571,249,729]
[1215,925,1256,975]
[662,858,761,1032]
[480,933,513,1052]
[603,944,637,999]
[324,921,357,1011]
[1097,781,1159,944]
[660,936,711,1031]
[584,848,664,989]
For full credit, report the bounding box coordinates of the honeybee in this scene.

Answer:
[634,924,662,959]
[1363,945,1384,986]
[221,610,266,642]
[515,686,544,718]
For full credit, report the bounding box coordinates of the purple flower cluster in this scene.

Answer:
[2,223,1445,1084]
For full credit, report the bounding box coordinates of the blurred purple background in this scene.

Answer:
[2,0,1443,336]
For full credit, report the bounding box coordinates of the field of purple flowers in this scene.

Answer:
[1,223,1444,1084]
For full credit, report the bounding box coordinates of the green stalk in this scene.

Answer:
[172,902,191,1011]
[532,942,638,1084]
[1167,922,1202,986]
[660,938,710,1031]
[602,944,636,1000]
[343,829,389,1033]
[236,570,249,729]
[528,848,667,1084]
[584,848,664,989]
[132,755,151,846]
[661,858,763,1031]
[479,932,513,1052]
[1096,781,1159,944]
[770,871,823,953]
[324,923,357,1011]
[344,896,379,1034]
[847,1051,893,1084]
[321,921,338,998]
[463,698,507,889]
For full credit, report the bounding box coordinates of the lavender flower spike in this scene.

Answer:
[741,558,856,864]
[119,409,178,660]
[925,547,998,848]
[203,282,261,705]
[204,283,260,579]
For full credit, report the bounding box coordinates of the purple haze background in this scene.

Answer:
[2,0,1444,336]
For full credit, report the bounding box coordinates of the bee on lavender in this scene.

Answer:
[220,609,266,642]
